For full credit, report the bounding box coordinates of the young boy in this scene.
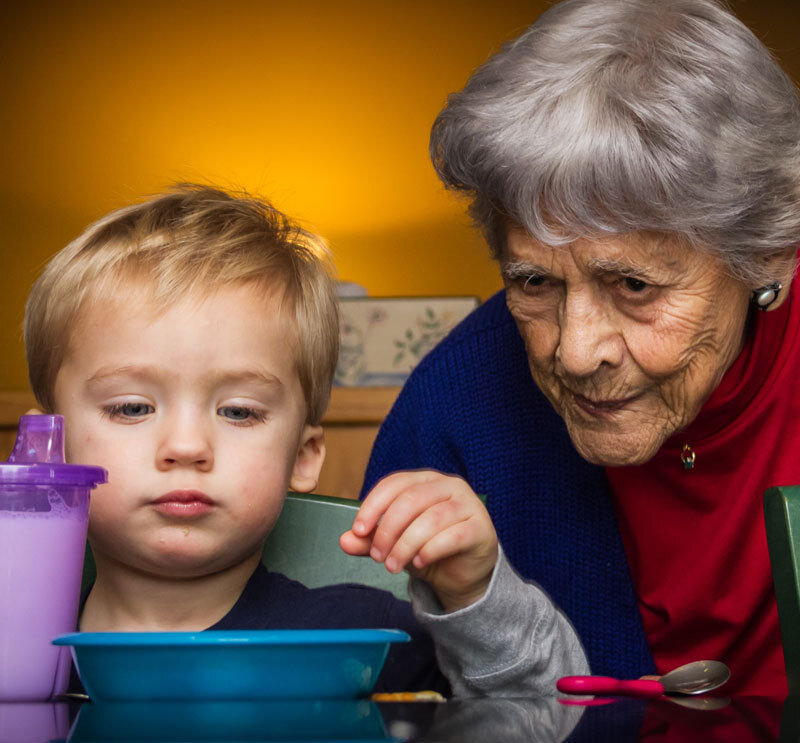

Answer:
[24,184,587,696]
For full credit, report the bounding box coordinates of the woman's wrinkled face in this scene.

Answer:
[502,227,751,466]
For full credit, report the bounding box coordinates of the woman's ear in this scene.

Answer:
[289,425,326,493]
[755,246,798,312]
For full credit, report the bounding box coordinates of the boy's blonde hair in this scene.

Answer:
[24,184,340,425]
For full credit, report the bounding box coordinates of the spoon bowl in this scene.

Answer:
[658,660,730,695]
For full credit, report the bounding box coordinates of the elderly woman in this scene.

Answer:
[362,0,799,698]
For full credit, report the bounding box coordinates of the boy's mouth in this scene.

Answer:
[151,490,215,518]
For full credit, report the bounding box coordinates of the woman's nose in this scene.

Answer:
[555,292,623,376]
[156,414,214,471]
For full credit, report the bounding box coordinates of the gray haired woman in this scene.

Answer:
[362,0,799,698]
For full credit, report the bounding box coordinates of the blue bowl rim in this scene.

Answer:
[53,628,411,647]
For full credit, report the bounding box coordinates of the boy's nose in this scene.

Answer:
[156,416,214,471]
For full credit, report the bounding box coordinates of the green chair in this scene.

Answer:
[764,485,800,695]
[261,492,409,599]
[81,492,408,599]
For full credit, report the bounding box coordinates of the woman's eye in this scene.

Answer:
[521,275,547,294]
[622,277,649,293]
[105,402,154,419]
[218,406,266,424]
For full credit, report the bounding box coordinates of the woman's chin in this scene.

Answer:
[567,426,666,467]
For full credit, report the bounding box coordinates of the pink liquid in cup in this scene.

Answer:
[0,506,88,700]
[0,416,105,701]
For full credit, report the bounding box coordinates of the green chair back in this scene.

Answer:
[81,492,408,599]
[764,485,800,695]
[262,492,408,599]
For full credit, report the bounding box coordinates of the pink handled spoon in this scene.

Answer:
[557,660,730,698]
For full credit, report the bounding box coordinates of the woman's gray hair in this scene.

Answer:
[430,0,800,286]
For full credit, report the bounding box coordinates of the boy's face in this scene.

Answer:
[52,282,325,578]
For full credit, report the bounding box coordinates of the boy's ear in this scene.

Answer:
[289,424,326,493]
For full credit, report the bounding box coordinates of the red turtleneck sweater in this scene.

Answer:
[606,274,799,699]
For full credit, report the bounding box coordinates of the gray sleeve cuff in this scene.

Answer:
[408,545,590,697]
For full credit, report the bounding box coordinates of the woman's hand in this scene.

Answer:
[340,470,498,612]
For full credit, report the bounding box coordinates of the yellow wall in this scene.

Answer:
[1,0,798,391]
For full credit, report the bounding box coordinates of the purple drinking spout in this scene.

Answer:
[6,414,66,464]
[1,415,105,488]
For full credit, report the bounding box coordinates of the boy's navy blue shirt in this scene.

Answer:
[70,563,450,696]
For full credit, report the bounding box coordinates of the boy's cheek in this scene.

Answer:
[87,491,124,538]
[65,434,113,468]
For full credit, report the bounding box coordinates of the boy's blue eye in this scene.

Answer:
[106,402,154,418]
[218,406,265,423]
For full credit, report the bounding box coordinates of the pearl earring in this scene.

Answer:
[751,281,782,312]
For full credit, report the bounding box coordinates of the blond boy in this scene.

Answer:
[24,184,587,696]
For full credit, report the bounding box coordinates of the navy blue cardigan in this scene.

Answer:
[362,291,655,679]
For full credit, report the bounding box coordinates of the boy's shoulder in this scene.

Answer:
[208,563,416,632]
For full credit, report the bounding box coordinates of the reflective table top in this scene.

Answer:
[0,694,793,742]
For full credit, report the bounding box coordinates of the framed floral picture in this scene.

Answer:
[336,297,479,386]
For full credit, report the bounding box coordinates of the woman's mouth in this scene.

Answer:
[151,490,215,518]
[571,392,639,416]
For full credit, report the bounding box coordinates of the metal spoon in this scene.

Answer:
[557,660,731,698]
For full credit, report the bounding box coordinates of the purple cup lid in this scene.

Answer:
[1,414,107,488]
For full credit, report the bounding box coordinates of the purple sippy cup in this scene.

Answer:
[0,415,106,701]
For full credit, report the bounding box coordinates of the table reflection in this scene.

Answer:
[0,701,72,742]
[0,694,793,743]
[70,699,387,741]
[404,696,791,743]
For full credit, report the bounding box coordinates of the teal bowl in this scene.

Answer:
[53,629,409,701]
